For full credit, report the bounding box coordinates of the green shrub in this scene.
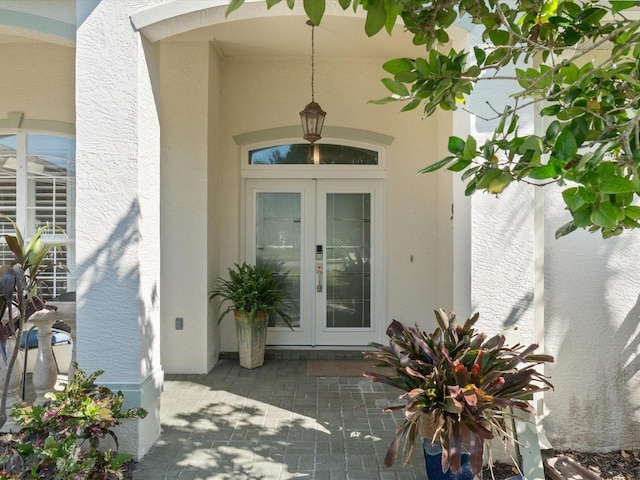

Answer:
[0,366,147,479]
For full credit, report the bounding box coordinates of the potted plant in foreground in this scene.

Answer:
[364,309,554,479]
[209,262,293,369]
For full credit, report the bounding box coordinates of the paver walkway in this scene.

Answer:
[133,357,425,479]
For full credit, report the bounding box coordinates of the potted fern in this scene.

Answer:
[209,262,292,369]
[364,309,554,478]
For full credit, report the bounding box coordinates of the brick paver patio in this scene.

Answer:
[133,355,425,479]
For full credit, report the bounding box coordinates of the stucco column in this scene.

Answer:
[452,24,537,340]
[75,0,163,458]
[159,41,221,374]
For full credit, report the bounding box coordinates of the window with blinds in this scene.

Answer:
[0,135,17,230]
[0,133,75,299]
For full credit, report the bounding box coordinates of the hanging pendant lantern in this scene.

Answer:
[300,21,326,143]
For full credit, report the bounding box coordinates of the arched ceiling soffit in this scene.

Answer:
[0,8,74,47]
[131,0,469,59]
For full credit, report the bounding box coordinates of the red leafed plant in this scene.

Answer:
[364,309,554,475]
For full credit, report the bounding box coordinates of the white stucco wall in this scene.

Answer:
[544,185,640,450]
[207,43,223,368]
[75,0,163,458]
[453,23,537,342]
[159,40,220,374]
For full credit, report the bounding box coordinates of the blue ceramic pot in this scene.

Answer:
[424,440,475,480]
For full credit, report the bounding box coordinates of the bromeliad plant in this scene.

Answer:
[364,309,554,476]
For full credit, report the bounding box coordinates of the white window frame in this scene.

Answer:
[0,128,76,297]
[235,126,393,180]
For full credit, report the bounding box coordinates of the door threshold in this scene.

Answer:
[220,346,374,361]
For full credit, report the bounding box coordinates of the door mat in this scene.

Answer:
[306,359,389,377]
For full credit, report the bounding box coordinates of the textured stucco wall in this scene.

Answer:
[75,0,163,458]
[544,185,640,451]
[454,24,537,343]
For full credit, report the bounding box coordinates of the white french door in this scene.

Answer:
[244,178,384,346]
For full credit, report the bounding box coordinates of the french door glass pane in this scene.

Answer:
[255,192,301,328]
[325,193,371,328]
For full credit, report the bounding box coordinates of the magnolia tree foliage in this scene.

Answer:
[229,0,640,238]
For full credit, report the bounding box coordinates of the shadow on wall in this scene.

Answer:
[76,199,158,381]
[544,232,640,451]
[620,296,640,442]
[503,292,533,330]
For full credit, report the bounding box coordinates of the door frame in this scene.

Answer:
[238,133,389,347]
[244,178,385,346]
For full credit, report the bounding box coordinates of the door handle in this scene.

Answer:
[316,263,323,292]
[316,244,323,293]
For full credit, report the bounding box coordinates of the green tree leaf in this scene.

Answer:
[473,46,486,65]
[448,160,472,172]
[383,58,413,75]
[418,156,456,174]
[529,164,560,180]
[574,207,594,227]
[597,176,637,194]
[488,172,513,194]
[591,202,621,229]
[545,121,561,142]
[226,0,245,16]
[488,30,510,46]
[564,28,581,46]
[364,0,387,36]
[261,0,640,238]
[463,135,477,161]
[556,221,577,239]
[612,1,636,13]
[577,7,607,25]
[554,129,577,161]
[381,78,409,96]
[448,136,466,155]
[625,205,640,221]
[436,7,456,26]
[477,168,503,190]
[540,104,561,116]
[368,96,398,105]
[304,0,325,25]
[400,98,421,111]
